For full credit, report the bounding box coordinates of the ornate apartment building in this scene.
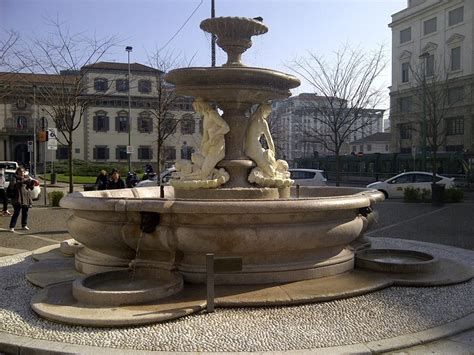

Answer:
[0,62,202,169]
[389,0,473,157]
[270,93,384,167]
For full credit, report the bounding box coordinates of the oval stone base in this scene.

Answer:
[72,268,183,306]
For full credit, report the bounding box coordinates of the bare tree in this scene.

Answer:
[147,51,195,182]
[410,56,460,182]
[289,44,387,185]
[0,30,19,69]
[13,20,118,192]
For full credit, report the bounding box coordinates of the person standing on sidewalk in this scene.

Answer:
[106,169,125,189]
[9,167,34,232]
[0,168,11,216]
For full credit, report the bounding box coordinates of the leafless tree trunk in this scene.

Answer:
[147,51,193,184]
[289,44,387,185]
[410,58,455,182]
[12,19,118,193]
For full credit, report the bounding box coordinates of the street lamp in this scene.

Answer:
[419,52,429,171]
[126,46,133,172]
[32,85,37,177]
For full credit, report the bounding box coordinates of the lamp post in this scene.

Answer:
[32,85,37,176]
[126,46,133,172]
[419,52,429,171]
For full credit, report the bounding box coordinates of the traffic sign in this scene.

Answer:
[47,140,57,150]
[126,145,134,154]
[47,128,58,141]
[27,140,33,152]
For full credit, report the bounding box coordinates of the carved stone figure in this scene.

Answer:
[245,103,292,187]
[171,98,230,188]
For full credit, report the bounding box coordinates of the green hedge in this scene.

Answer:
[48,191,64,207]
[50,160,146,177]
[403,186,463,203]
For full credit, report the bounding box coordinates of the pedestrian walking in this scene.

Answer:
[95,169,108,190]
[107,169,125,189]
[0,168,11,216]
[9,167,34,232]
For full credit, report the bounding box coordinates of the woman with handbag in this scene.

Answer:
[8,167,34,232]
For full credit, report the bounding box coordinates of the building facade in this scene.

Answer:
[389,0,474,157]
[349,132,391,155]
[0,62,202,170]
[270,93,384,167]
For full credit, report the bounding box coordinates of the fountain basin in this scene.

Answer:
[165,66,300,103]
[61,186,383,284]
[72,268,183,306]
[355,249,438,273]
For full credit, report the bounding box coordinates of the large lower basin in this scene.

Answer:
[61,186,384,284]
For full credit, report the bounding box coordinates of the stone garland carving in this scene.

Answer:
[171,98,230,189]
[245,103,293,188]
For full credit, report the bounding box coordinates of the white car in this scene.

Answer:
[289,168,327,186]
[135,168,176,188]
[4,169,42,200]
[366,171,455,199]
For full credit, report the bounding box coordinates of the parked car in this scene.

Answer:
[0,161,19,170]
[289,168,327,186]
[135,168,176,188]
[366,171,455,199]
[4,169,42,200]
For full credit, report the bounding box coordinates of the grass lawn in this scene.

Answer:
[40,174,96,184]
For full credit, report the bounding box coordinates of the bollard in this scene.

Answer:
[206,253,215,312]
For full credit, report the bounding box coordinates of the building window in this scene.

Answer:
[116,145,127,160]
[367,144,372,152]
[425,54,434,77]
[180,115,195,135]
[401,62,410,83]
[163,113,176,134]
[448,6,463,27]
[400,27,411,44]
[180,142,194,160]
[115,112,129,133]
[447,117,464,135]
[16,116,28,130]
[93,111,109,132]
[93,146,109,160]
[138,146,152,160]
[138,80,151,93]
[138,112,152,133]
[352,146,357,152]
[398,96,412,112]
[448,87,464,105]
[385,145,389,151]
[164,146,176,161]
[56,146,69,160]
[116,79,129,92]
[400,124,412,139]
[423,17,437,35]
[94,78,108,92]
[450,47,461,71]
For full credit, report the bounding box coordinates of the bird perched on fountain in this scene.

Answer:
[253,16,263,22]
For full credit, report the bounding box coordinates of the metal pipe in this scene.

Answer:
[126,46,133,172]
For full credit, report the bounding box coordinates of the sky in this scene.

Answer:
[1,0,407,108]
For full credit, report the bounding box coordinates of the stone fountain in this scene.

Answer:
[27,17,472,327]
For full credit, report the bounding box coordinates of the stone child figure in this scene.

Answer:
[187,98,230,180]
[245,102,292,188]
[172,98,230,189]
[245,102,277,177]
